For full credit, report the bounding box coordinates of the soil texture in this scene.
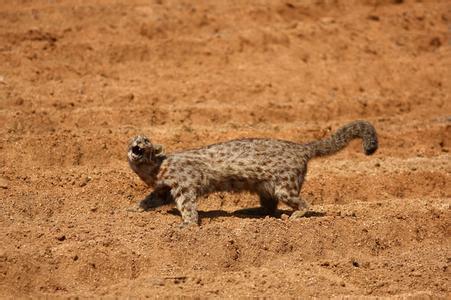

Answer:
[0,0,450,297]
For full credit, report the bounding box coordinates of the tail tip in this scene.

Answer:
[364,142,378,155]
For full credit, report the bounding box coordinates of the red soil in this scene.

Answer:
[0,0,450,297]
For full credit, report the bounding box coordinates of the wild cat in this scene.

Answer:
[127,120,378,226]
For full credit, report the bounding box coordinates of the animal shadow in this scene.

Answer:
[167,207,326,220]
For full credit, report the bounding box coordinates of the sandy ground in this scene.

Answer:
[0,0,450,297]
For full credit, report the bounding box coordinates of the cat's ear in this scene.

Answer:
[153,144,165,157]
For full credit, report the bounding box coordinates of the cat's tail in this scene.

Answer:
[307,120,378,158]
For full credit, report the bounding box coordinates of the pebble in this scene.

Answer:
[320,17,335,24]
[0,177,8,189]
[79,176,92,187]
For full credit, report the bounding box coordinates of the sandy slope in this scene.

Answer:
[0,0,450,297]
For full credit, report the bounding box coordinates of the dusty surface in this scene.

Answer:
[0,0,450,297]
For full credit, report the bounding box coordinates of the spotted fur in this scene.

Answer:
[128,120,378,226]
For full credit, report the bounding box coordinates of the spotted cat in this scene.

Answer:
[128,120,378,226]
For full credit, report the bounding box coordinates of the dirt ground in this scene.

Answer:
[0,0,450,298]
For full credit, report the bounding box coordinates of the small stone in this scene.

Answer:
[0,177,8,189]
[56,235,66,241]
[79,176,92,187]
[320,17,335,24]
[281,213,289,220]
